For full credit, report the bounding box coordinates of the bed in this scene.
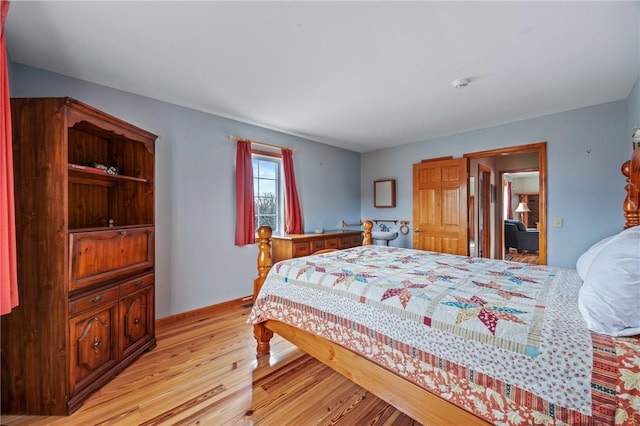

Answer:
[248,148,640,425]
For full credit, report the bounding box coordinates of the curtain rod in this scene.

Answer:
[228,134,297,153]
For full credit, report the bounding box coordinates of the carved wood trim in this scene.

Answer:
[622,147,640,229]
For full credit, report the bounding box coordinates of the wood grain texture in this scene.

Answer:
[264,320,489,426]
[1,304,418,426]
[271,229,362,263]
[622,146,640,228]
[412,157,468,255]
[2,98,71,415]
[2,98,157,415]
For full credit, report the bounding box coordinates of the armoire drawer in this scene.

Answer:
[69,227,154,292]
[120,273,154,296]
[69,286,119,317]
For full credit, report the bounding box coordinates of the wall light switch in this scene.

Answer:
[554,217,563,228]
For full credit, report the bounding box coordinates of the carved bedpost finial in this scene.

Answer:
[622,148,640,229]
[362,220,373,246]
[254,225,272,298]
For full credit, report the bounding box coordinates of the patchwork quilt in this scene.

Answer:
[248,246,640,425]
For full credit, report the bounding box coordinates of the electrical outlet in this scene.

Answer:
[553,217,563,228]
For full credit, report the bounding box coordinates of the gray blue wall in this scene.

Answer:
[629,76,640,151]
[9,62,639,316]
[9,63,361,319]
[361,99,631,268]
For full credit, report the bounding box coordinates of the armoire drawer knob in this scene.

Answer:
[91,336,102,352]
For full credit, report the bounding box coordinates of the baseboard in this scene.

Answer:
[156,295,253,328]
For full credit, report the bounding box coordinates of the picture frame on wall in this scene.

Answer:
[374,179,396,208]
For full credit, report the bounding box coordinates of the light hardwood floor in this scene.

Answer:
[505,248,539,265]
[1,303,419,426]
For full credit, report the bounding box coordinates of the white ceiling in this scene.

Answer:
[5,1,640,153]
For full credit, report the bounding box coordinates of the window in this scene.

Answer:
[252,154,282,234]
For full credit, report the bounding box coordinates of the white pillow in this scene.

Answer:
[576,234,615,280]
[578,226,640,337]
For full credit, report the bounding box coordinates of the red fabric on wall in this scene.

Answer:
[282,149,303,234]
[234,140,255,245]
[1,0,19,314]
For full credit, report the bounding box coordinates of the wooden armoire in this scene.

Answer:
[1,98,157,415]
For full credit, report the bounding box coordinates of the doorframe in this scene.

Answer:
[478,164,492,258]
[464,142,547,265]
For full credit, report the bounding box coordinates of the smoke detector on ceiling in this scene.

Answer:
[452,78,470,89]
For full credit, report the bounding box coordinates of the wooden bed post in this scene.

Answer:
[622,148,640,229]
[362,219,373,245]
[253,225,272,298]
[252,221,373,356]
[253,225,273,355]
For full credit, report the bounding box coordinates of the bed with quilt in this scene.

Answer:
[248,148,640,425]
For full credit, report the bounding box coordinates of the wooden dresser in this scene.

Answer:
[1,98,157,415]
[271,230,363,263]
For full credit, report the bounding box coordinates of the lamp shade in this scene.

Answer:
[515,202,531,213]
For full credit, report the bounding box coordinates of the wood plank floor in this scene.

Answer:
[506,249,539,264]
[1,304,420,426]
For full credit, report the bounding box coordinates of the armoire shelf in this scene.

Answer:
[68,163,149,186]
[68,223,155,233]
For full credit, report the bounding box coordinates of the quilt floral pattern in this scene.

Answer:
[614,337,640,425]
[248,246,640,425]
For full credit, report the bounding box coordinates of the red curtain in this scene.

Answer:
[234,140,255,245]
[282,149,303,234]
[1,0,18,314]
[506,181,513,220]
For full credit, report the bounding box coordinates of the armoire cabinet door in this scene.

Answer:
[69,304,118,395]
[120,282,154,359]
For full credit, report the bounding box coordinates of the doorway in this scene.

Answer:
[502,170,540,264]
[465,142,547,265]
[412,142,547,264]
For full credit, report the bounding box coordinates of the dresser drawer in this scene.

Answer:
[325,238,339,249]
[271,231,361,263]
[339,236,352,248]
[69,286,119,317]
[311,240,326,252]
[69,227,154,292]
[292,242,311,257]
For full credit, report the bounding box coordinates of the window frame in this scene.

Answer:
[252,149,284,235]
